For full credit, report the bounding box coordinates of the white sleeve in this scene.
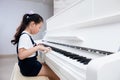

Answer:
[18,34,33,49]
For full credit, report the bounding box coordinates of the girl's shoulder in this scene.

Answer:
[19,33,30,41]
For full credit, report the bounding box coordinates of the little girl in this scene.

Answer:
[11,13,59,80]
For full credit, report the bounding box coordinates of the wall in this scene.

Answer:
[0,0,53,54]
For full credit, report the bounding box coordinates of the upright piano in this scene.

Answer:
[36,1,120,79]
[36,13,120,80]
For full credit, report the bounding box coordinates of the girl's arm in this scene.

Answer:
[18,45,50,60]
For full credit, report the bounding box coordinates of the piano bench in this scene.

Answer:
[10,63,49,80]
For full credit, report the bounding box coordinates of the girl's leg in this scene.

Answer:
[38,63,60,80]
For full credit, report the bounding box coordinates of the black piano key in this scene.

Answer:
[83,58,91,65]
[77,57,86,62]
[69,55,79,59]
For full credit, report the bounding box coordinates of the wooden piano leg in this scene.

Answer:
[38,63,60,80]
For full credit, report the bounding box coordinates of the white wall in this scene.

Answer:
[0,0,53,54]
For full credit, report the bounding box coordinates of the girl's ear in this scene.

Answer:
[30,21,35,27]
[29,21,35,29]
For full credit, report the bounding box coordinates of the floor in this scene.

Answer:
[0,55,17,80]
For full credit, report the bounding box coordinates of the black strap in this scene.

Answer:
[17,33,38,57]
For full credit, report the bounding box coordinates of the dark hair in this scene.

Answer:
[11,13,43,45]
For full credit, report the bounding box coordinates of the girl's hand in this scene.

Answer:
[42,47,51,53]
[44,47,51,53]
[37,44,51,53]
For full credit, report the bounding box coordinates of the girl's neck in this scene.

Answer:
[24,27,31,34]
[24,29,32,36]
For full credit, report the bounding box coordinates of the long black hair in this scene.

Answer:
[11,13,43,45]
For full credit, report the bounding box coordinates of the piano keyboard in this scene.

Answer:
[44,43,92,65]
[41,40,113,80]
[42,40,113,59]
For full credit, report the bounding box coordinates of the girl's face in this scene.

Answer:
[30,21,43,34]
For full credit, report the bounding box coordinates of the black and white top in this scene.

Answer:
[18,31,36,57]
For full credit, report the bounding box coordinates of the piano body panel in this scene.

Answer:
[45,23,120,53]
[86,52,120,80]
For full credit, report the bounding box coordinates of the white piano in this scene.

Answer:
[37,0,120,80]
[41,40,120,80]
